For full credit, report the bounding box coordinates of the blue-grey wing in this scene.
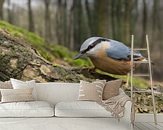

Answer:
[106,39,142,60]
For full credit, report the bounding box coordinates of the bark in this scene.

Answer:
[141,0,147,48]
[7,0,13,24]
[67,0,74,50]
[44,0,51,43]
[111,0,116,39]
[55,0,65,46]
[85,0,94,34]
[151,0,162,51]
[0,29,115,82]
[94,0,109,37]
[73,0,82,50]
[116,0,122,41]
[124,0,132,44]
[28,0,35,32]
[62,0,67,47]
[0,0,4,20]
[131,0,138,35]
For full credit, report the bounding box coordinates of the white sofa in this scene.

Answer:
[0,82,132,130]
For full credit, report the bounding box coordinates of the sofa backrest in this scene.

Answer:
[35,82,125,105]
[35,82,79,105]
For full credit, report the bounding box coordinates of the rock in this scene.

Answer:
[22,65,39,79]
[10,58,18,69]
[40,65,51,75]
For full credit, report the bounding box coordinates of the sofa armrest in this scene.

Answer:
[122,100,132,123]
[119,89,132,121]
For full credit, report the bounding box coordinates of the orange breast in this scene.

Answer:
[89,45,131,75]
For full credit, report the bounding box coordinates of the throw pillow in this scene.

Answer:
[102,79,122,100]
[78,80,106,102]
[1,88,34,103]
[0,81,13,101]
[10,78,37,100]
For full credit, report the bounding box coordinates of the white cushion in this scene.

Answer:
[0,101,54,117]
[1,88,34,103]
[35,83,80,105]
[10,78,37,100]
[55,101,112,117]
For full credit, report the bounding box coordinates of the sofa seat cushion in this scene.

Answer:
[0,101,54,117]
[55,101,112,117]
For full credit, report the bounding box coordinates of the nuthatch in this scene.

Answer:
[74,37,145,75]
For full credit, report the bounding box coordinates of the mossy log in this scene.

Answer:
[0,30,115,82]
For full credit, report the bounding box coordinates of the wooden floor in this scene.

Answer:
[134,114,163,130]
[134,122,163,130]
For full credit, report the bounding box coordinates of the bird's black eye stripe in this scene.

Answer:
[82,38,110,53]
[92,38,109,46]
[88,38,109,50]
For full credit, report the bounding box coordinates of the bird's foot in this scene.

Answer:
[77,67,96,73]
[71,67,96,73]
[87,67,96,73]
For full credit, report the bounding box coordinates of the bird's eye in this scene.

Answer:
[89,44,94,48]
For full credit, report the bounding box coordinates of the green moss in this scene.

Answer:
[95,70,149,89]
[68,58,91,67]
[49,44,70,58]
[0,21,91,67]
[0,21,53,60]
[116,75,149,89]
[0,21,44,46]
[46,44,91,67]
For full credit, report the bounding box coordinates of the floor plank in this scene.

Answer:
[158,123,163,130]
[158,123,163,127]
[136,114,163,122]
[149,123,163,130]
[143,122,160,130]
[135,122,163,130]
[135,122,150,130]
[133,126,141,130]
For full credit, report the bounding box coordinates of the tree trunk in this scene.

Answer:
[151,0,162,51]
[62,0,67,47]
[124,0,132,44]
[55,0,64,46]
[115,0,122,41]
[73,0,83,50]
[141,0,147,48]
[28,0,35,32]
[67,0,74,50]
[0,30,115,82]
[85,0,94,35]
[44,0,51,43]
[94,0,109,37]
[7,0,13,24]
[0,0,5,20]
[111,0,117,39]
[131,0,138,36]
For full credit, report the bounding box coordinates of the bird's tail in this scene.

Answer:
[141,58,147,62]
[137,57,155,65]
[133,55,145,61]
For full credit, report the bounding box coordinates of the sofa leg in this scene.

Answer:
[131,122,135,130]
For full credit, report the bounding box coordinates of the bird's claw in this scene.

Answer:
[87,67,96,73]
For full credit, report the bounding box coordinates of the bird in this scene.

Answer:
[74,37,146,75]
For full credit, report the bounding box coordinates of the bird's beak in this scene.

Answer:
[73,53,83,60]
